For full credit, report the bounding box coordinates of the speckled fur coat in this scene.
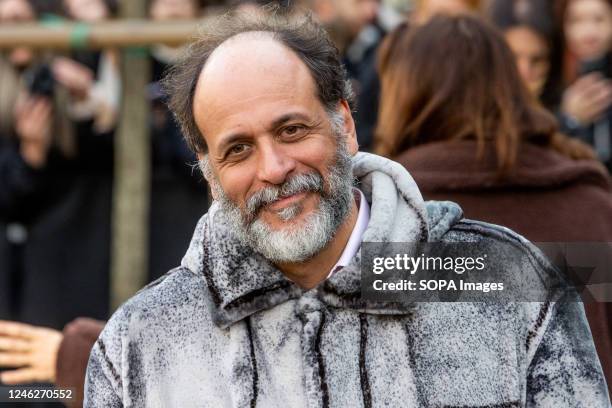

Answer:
[84,153,610,407]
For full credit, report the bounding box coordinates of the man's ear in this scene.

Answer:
[339,99,359,155]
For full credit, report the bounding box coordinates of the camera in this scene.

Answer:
[24,64,56,98]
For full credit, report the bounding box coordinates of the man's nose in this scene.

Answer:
[256,143,296,185]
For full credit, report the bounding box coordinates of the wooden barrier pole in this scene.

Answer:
[0,19,203,49]
[111,2,152,310]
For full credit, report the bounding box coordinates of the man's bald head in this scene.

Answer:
[192,32,321,141]
[164,11,354,154]
[195,31,318,108]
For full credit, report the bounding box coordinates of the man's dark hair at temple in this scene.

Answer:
[82,10,610,407]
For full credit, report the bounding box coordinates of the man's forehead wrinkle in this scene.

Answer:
[203,88,299,115]
[197,34,315,95]
[195,85,305,128]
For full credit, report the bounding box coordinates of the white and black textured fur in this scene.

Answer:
[84,153,610,407]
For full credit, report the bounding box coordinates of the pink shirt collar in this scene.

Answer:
[327,188,370,279]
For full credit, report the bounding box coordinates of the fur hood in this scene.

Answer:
[179,152,445,329]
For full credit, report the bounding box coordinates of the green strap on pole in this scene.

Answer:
[69,23,90,49]
[125,47,149,58]
[40,16,90,49]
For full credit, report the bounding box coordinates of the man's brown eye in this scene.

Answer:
[229,144,249,156]
[282,125,305,138]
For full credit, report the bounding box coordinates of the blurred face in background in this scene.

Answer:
[505,26,551,96]
[150,0,199,20]
[564,0,612,60]
[413,0,479,24]
[64,0,109,21]
[0,0,35,67]
[312,0,380,44]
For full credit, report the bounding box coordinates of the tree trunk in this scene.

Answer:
[111,0,151,310]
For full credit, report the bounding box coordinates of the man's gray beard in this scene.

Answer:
[204,131,355,263]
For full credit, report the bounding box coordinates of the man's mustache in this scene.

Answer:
[243,172,324,223]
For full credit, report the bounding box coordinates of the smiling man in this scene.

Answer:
[83,11,610,408]
[191,28,361,289]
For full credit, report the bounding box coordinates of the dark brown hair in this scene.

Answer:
[375,15,595,174]
[163,10,354,153]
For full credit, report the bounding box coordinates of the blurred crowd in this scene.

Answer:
[0,0,611,406]
[0,0,211,332]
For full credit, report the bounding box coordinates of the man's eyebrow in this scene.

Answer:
[215,112,315,154]
[269,112,313,130]
[215,132,250,154]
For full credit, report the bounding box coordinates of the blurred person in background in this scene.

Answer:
[64,0,114,22]
[148,0,202,121]
[410,0,481,24]
[0,0,113,331]
[297,0,381,51]
[0,0,54,331]
[147,0,210,280]
[230,0,293,18]
[556,0,612,170]
[384,0,412,15]
[61,0,120,139]
[297,0,392,151]
[0,1,115,407]
[149,0,201,22]
[0,2,208,405]
[375,14,612,394]
[489,0,563,110]
[61,0,209,281]
[29,0,63,14]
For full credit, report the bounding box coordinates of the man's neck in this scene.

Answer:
[276,198,359,290]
